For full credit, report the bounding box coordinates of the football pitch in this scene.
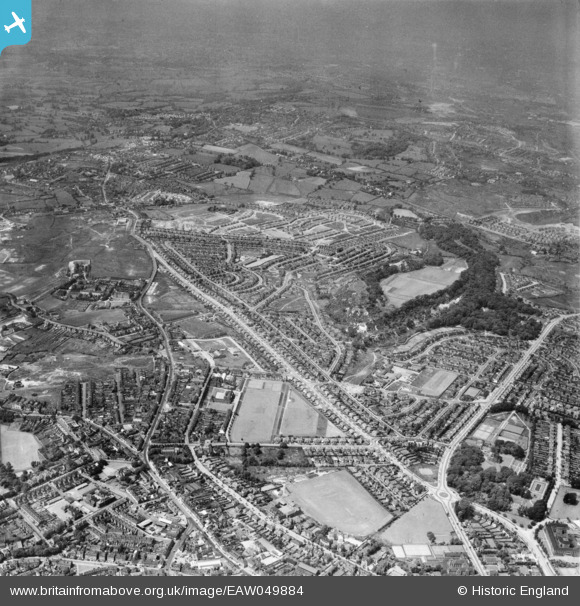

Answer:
[412,367,458,397]
[229,379,284,443]
[230,380,343,443]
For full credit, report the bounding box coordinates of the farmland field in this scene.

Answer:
[0,425,42,471]
[380,260,467,308]
[287,470,393,537]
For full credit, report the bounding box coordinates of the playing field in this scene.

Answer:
[230,380,343,442]
[278,390,343,438]
[380,260,467,308]
[288,470,393,537]
[549,487,580,521]
[230,380,285,443]
[412,367,458,397]
[0,425,42,471]
[379,497,453,544]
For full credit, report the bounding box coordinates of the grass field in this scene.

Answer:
[381,260,467,308]
[381,261,465,307]
[230,379,284,442]
[178,317,229,339]
[386,231,430,250]
[268,294,310,313]
[0,425,42,471]
[230,380,342,442]
[60,309,128,327]
[549,487,580,521]
[409,181,523,218]
[287,470,393,537]
[158,310,196,322]
[379,497,453,545]
[145,273,208,313]
[278,390,343,438]
[412,367,459,397]
[0,212,152,297]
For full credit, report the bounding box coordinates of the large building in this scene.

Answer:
[539,523,580,558]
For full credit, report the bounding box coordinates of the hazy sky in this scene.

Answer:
[1,0,578,115]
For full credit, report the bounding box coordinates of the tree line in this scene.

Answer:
[388,223,543,340]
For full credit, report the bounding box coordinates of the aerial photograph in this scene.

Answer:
[0,0,578,579]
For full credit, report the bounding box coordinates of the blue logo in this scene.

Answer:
[0,0,31,55]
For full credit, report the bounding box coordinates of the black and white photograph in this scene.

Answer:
[0,0,578,588]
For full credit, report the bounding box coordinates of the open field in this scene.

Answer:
[521,259,580,292]
[145,272,208,313]
[60,309,128,327]
[230,379,285,443]
[412,367,459,398]
[515,209,579,227]
[0,425,42,471]
[268,294,310,313]
[278,390,343,438]
[177,317,229,340]
[287,470,393,537]
[549,487,580,521]
[343,349,378,385]
[408,181,525,218]
[230,380,341,442]
[379,497,453,545]
[157,310,196,322]
[0,212,152,297]
[381,260,467,308]
[387,230,430,250]
[9,352,154,389]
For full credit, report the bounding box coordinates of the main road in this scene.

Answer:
[144,236,489,573]
[436,313,576,576]
[129,222,577,577]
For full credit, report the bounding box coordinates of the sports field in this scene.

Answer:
[0,425,42,471]
[287,470,393,537]
[380,260,467,308]
[412,367,458,397]
[230,380,285,443]
[279,390,343,438]
[230,380,343,442]
[379,497,453,545]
